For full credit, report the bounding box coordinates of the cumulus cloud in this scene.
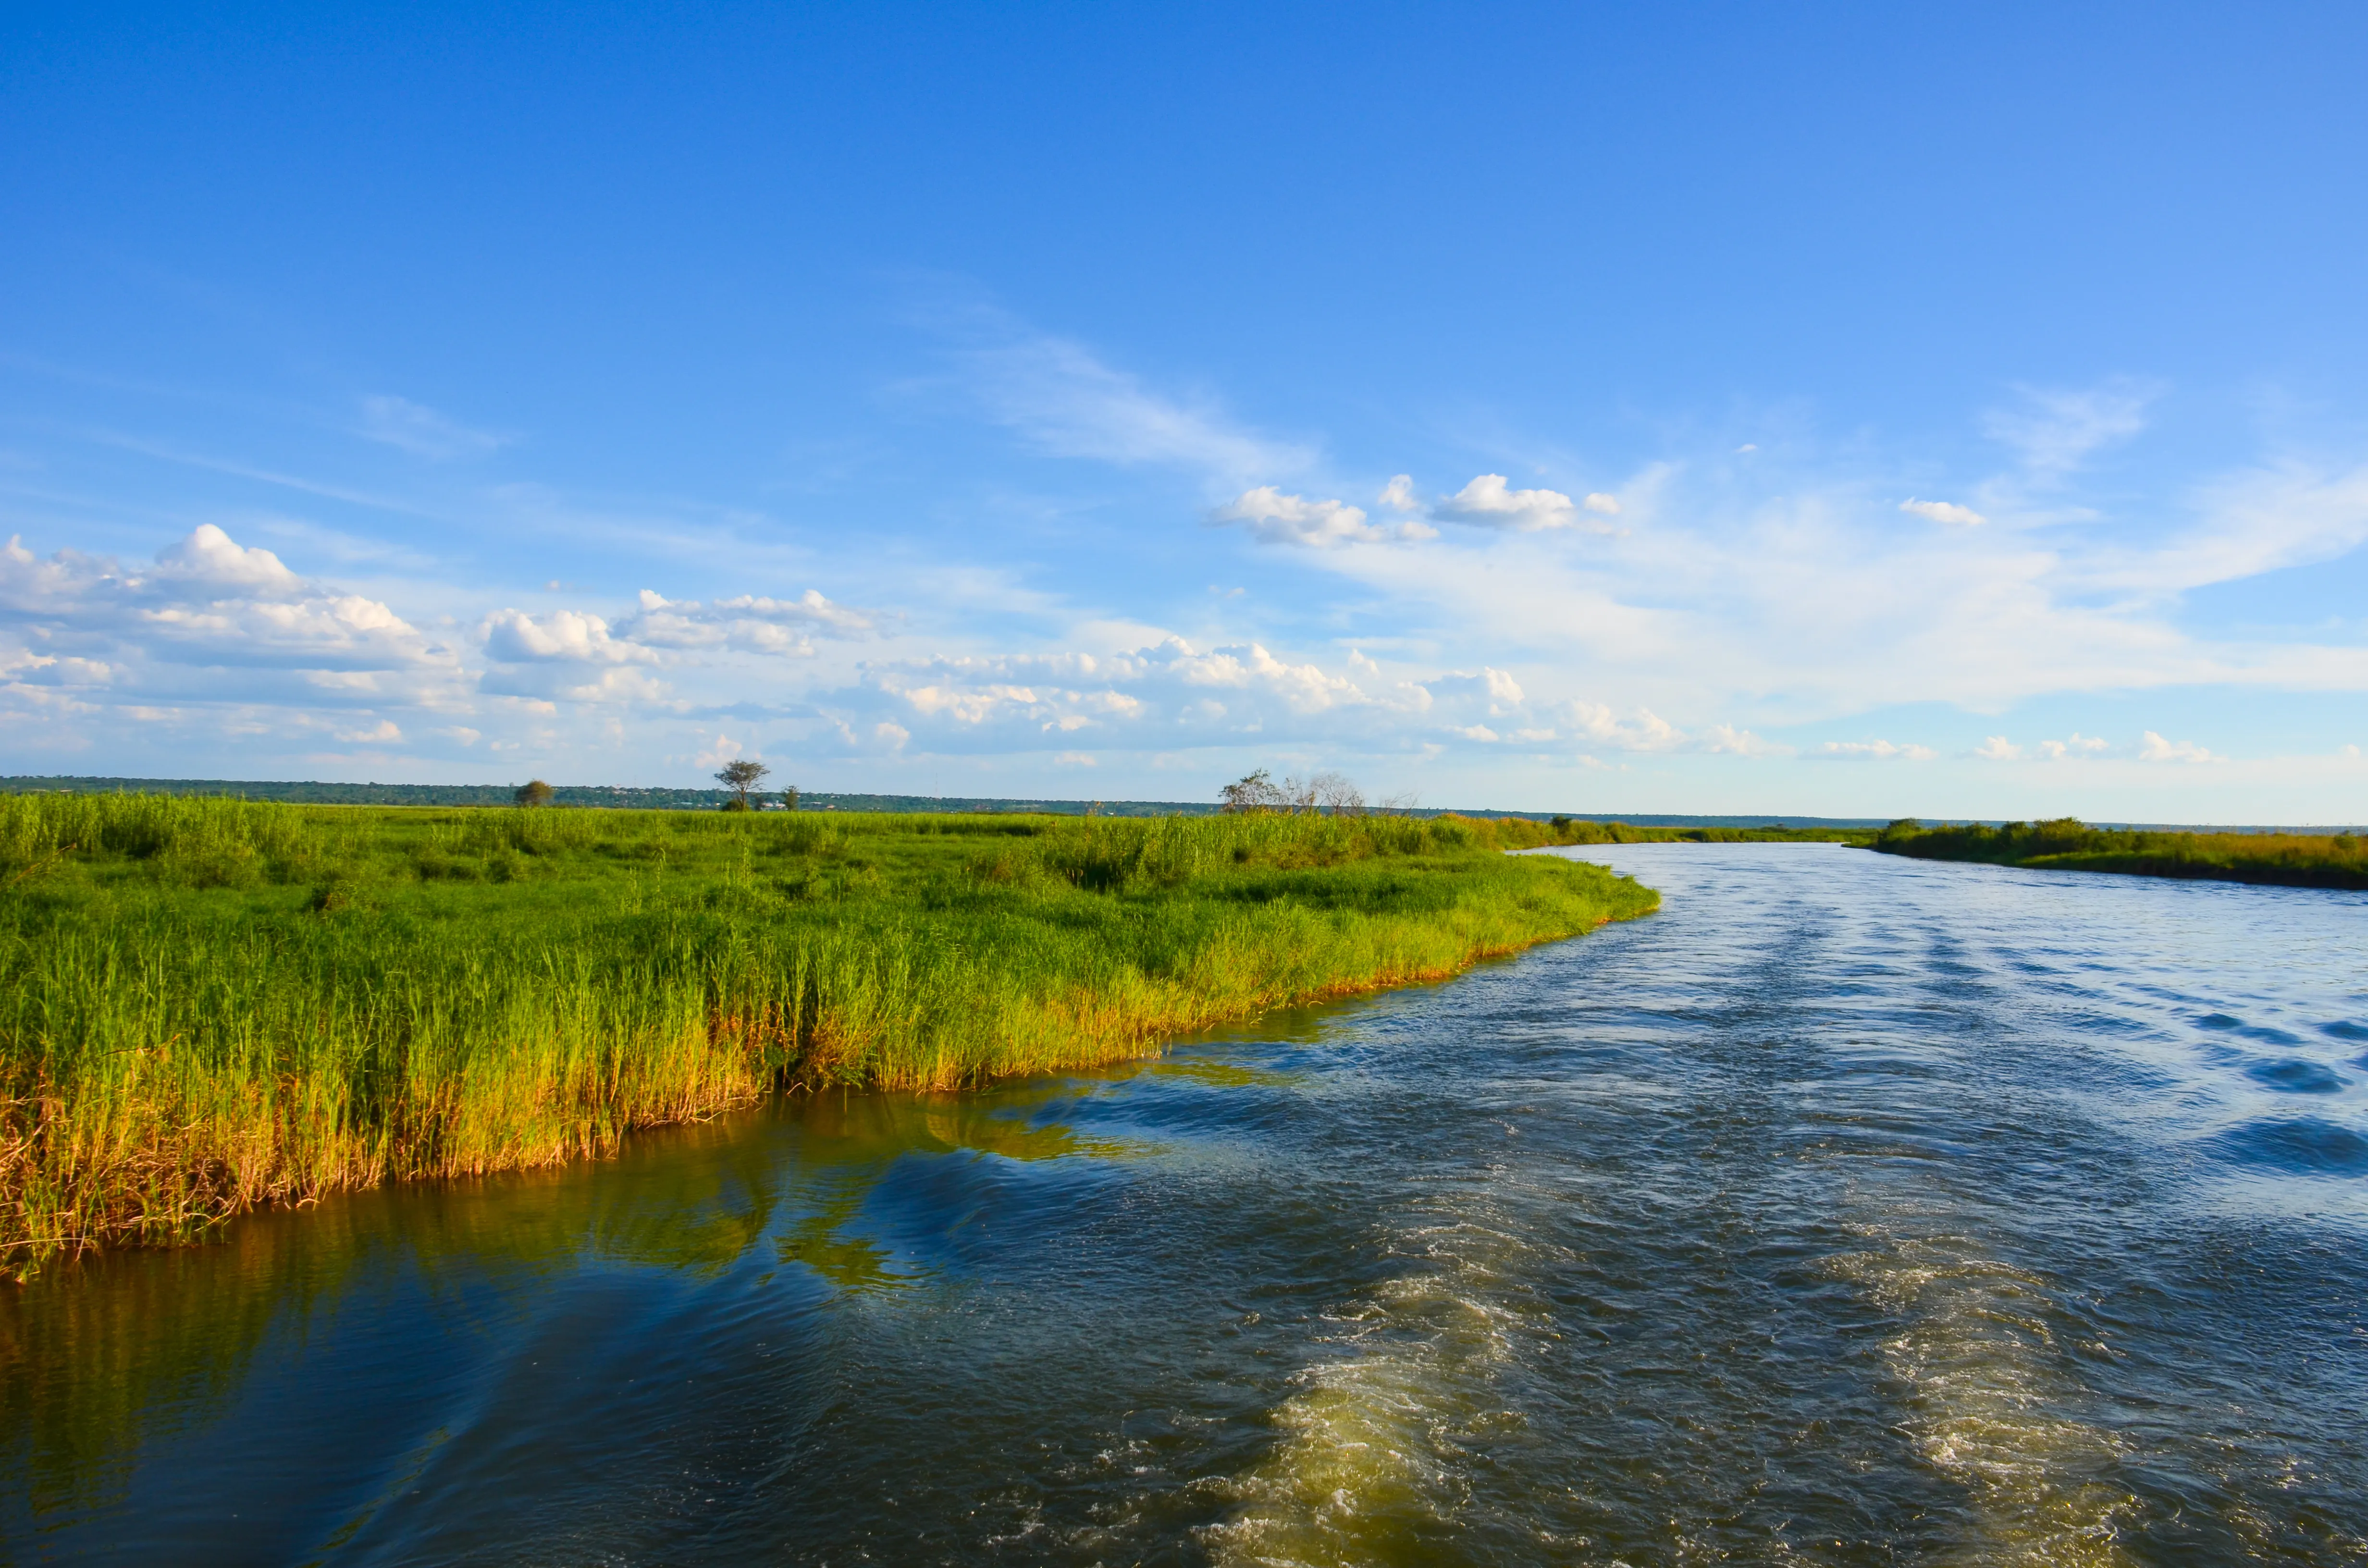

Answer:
[153,524,308,595]
[2035,732,2110,760]
[1817,739,1939,761]
[2138,730,2220,763]
[849,635,1450,755]
[481,608,654,665]
[1211,487,1434,547]
[1432,475,1615,533]
[0,525,466,760]
[1900,497,1986,526]
[1,527,454,675]
[1557,700,1685,752]
[1697,723,1789,757]
[1974,735,2023,761]
[618,588,873,655]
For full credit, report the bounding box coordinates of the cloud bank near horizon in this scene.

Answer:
[4,322,2366,818]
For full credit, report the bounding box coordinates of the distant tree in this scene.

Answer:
[1220,769,1286,813]
[778,785,799,812]
[1222,769,1367,815]
[715,758,769,811]
[514,779,554,807]
[1307,772,1364,817]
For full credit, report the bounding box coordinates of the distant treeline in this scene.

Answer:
[1871,818,2368,890]
[0,777,1893,830]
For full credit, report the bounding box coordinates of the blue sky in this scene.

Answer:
[5,3,2367,821]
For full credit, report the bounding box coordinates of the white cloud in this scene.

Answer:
[1974,735,2023,761]
[0,527,456,677]
[481,608,654,665]
[1817,739,1939,761]
[1697,723,1788,757]
[1985,381,2153,477]
[153,524,308,596]
[693,732,746,769]
[2138,730,2220,764]
[1211,487,1432,547]
[1558,700,1685,752]
[1433,474,1607,533]
[2098,461,2368,596]
[358,395,506,460]
[619,588,872,655]
[958,329,1306,484]
[2035,732,2109,760]
[1900,497,1986,526]
[1378,475,1421,513]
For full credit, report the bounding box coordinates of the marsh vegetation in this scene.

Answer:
[0,794,1654,1276]
[1871,817,2368,889]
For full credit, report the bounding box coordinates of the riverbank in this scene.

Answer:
[0,795,1656,1277]
[1870,817,2368,889]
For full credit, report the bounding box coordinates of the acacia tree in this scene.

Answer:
[715,758,770,811]
[1220,769,1286,813]
[1221,769,1365,815]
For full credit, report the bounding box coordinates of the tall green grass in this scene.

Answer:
[0,796,1656,1276]
[1870,817,2368,889]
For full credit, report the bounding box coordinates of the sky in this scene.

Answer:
[4,2,2367,822]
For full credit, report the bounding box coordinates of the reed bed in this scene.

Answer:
[0,795,1656,1276]
[1871,817,2368,889]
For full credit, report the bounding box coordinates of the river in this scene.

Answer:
[5,843,2366,1565]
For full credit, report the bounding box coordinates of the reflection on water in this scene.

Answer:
[5,845,2367,1565]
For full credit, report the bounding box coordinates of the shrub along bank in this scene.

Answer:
[0,795,1656,1276]
[1869,817,2368,889]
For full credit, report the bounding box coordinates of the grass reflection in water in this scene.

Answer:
[2,1078,1140,1522]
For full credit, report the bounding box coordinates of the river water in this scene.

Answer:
[6,844,2367,1565]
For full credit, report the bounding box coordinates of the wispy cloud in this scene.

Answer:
[81,430,436,516]
[1984,380,2155,478]
[953,326,1308,485]
[357,395,507,460]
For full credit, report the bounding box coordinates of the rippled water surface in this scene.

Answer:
[7,845,2368,1565]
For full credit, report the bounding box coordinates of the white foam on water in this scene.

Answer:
[1197,1218,1532,1568]
[1833,1225,2141,1567]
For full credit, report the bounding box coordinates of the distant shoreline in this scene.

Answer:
[3,777,2352,836]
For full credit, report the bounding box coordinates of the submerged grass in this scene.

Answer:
[1870,817,2368,890]
[0,795,1656,1277]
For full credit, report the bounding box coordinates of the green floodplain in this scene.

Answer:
[0,793,1683,1279]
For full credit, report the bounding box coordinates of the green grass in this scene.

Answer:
[1868,817,2368,889]
[0,795,1657,1277]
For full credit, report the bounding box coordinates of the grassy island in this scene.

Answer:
[1869,817,2368,889]
[0,795,1655,1277]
